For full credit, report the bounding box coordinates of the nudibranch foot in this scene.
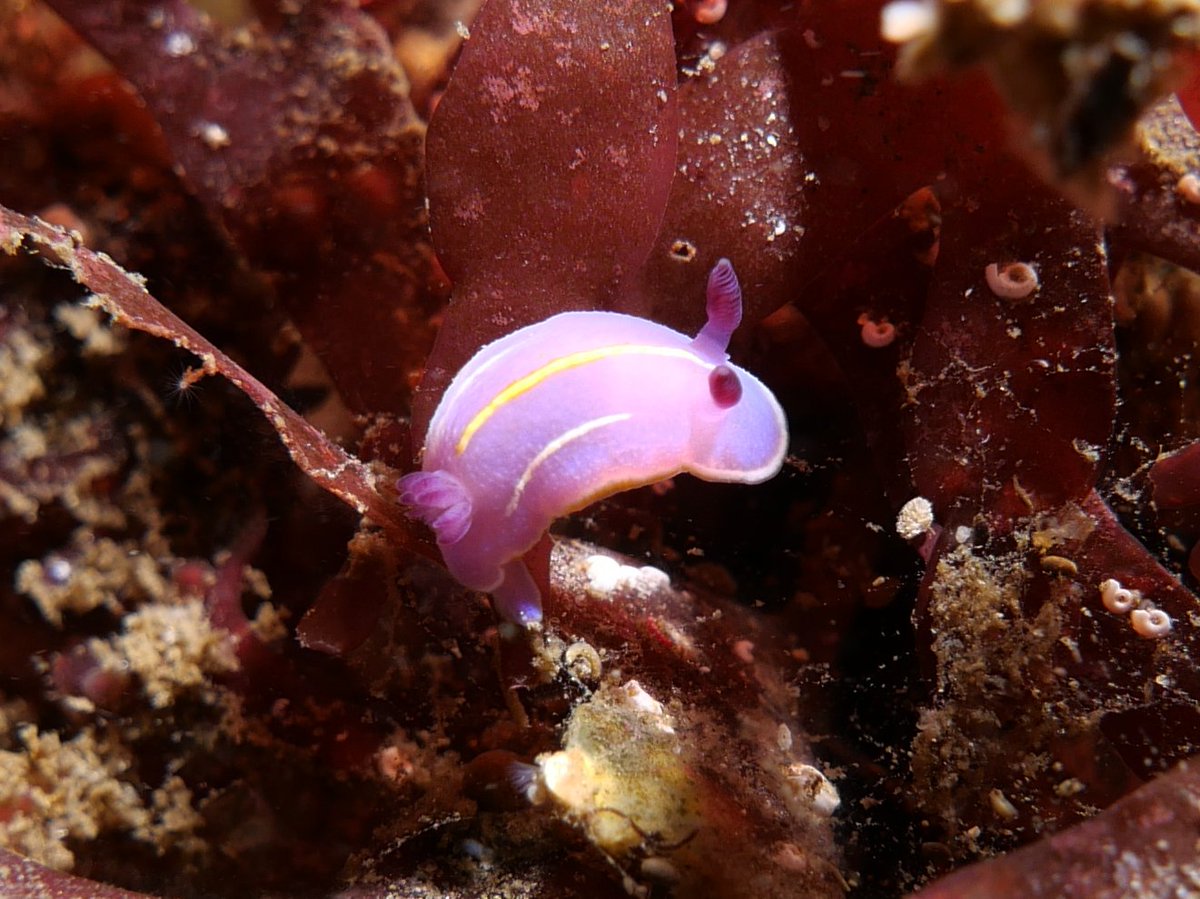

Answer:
[492,558,542,626]
[397,470,473,545]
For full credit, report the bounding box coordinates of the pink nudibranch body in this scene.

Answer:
[399,260,788,625]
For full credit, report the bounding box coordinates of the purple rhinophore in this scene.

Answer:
[692,257,743,362]
[708,364,743,408]
[400,260,788,625]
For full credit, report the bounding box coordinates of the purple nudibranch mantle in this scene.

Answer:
[399,260,788,624]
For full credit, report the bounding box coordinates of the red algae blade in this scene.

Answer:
[415,0,678,440]
[901,159,1115,530]
[0,847,156,899]
[0,205,430,558]
[43,0,432,416]
[910,756,1200,899]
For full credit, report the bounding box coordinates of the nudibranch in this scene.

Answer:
[399,259,788,625]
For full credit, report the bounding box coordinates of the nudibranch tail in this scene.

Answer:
[492,558,542,625]
[692,257,742,361]
[397,470,473,545]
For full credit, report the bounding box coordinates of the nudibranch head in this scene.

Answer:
[400,259,788,625]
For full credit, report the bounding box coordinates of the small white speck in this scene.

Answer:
[455,20,471,40]
[197,121,230,149]
[164,31,196,57]
[45,557,72,584]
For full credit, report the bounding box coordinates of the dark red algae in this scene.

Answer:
[3,0,1200,897]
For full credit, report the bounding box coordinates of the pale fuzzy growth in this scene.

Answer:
[0,726,204,870]
[536,681,689,856]
[857,312,897,348]
[985,261,1039,300]
[1099,577,1140,614]
[16,535,170,627]
[0,321,49,432]
[94,600,239,709]
[880,0,937,43]
[55,304,125,357]
[1130,607,1172,639]
[896,496,934,540]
